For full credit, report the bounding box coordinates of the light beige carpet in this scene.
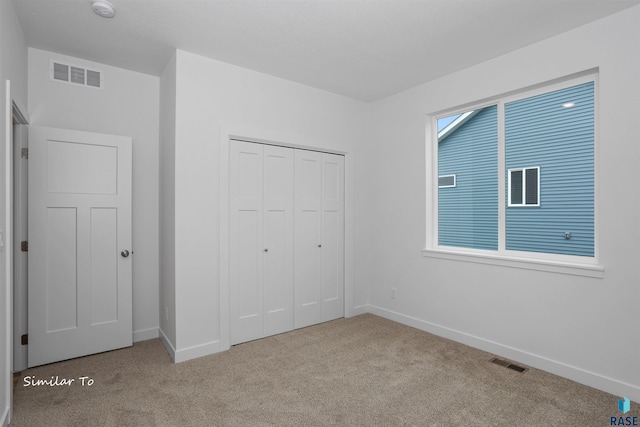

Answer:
[11,314,637,426]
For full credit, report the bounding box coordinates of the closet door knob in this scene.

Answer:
[264,248,268,252]
[318,244,322,248]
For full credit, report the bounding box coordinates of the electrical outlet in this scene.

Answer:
[391,287,397,299]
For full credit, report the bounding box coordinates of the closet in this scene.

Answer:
[229,140,344,345]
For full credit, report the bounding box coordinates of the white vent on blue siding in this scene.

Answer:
[50,60,103,89]
[438,174,456,188]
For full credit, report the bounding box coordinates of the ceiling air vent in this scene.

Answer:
[50,60,103,89]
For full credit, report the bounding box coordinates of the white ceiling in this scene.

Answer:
[11,0,640,102]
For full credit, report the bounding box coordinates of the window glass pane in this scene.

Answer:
[437,114,461,132]
[505,82,594,256]
[438,106,498,250]
[510,170,523,205]
[438,175,455,188]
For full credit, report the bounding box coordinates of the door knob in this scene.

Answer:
[318,244,322,248]
[264,248,268,252]
[121,250,130,258]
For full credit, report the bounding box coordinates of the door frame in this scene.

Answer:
[3,81,29,427]
[12,120,28,373]
[219,124,355,351]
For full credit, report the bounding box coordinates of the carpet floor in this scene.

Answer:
[11,314,637,426]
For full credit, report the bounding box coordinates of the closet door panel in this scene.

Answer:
[321,154,345,321]
[236,211,261,318]
[230,141,264,345]
[263,145,294,336]
[294,150,323,328]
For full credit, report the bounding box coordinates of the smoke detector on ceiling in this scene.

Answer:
[91,0,115,18]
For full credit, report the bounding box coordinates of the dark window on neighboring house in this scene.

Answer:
[508,167,539,206]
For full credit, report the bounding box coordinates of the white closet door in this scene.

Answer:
[262,145,294,337]
[229,141,264,344]
[294,151,345,328]
[321,153,345,322]
[294,150,324,328]
[231,142,343,342]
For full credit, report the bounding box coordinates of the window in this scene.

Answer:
[508,167,539,207]
[437,105,498,251]
[431,75,596,263]
[438,174,456,188]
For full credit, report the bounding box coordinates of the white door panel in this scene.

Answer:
[230,141,264,344]
[294,150,323,329]
[28,126,132,367]
[294,151,345,328]
[262,145,294,337]
[45,207,77,332]
[321,154,345,322]
[46,140,118,194]
[90,208,118,324]
[230,142,294,344]
[236,209,261,323]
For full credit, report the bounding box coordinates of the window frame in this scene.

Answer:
[424,72,602,278]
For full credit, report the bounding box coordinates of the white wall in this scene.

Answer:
[28,48,160,342]
[364,6,640,400]
[160,50,367,361]
[0,1,28,425]
[159,53,177,348]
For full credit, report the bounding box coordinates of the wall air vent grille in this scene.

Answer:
[50,60,103,89]
[53,62,68,81]
[86,70,102,88]
[490,357,528,373]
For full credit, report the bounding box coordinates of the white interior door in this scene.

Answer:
[321,153,345,322]
[28,126,132,367]
[294,150,323,328]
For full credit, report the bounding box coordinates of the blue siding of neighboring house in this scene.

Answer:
[505,82,594,257]
[439,105,498,250]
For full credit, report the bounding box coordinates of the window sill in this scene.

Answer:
[421,248,604,278]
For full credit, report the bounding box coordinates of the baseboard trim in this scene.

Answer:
[133,327,159,343]
[158,329,222,363]
[1,405,9,427]
[365,304,640,402]
[158,328,177,362]
[351,304,369,316]
[174,340,221,363]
